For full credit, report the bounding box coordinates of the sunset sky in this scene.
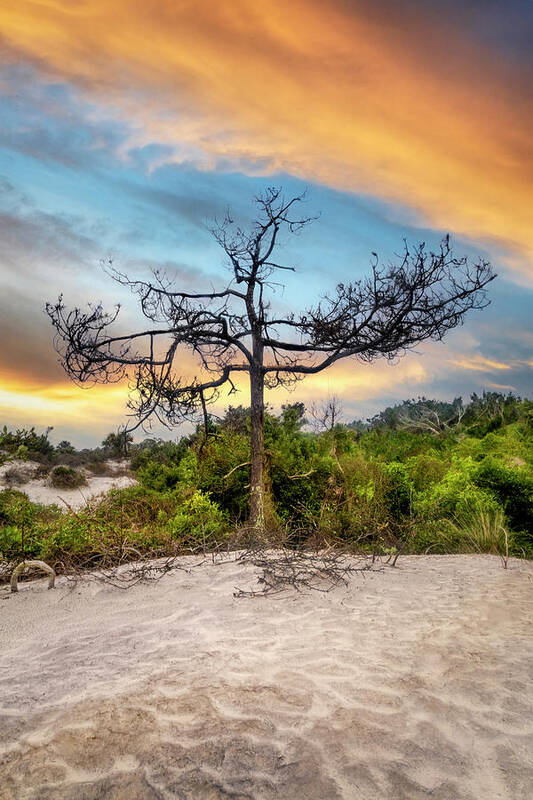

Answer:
[1,0,532,446]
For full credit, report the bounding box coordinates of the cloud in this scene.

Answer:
[485,382,517,391]
[0,63,126,169]
[0,377,129,447]
[0,182,220,390]
[1,0,531,280]
[114,179,224,232]
[448,355,512,372]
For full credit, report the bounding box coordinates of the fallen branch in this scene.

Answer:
[10,560,56,593]
[234,546,379,597]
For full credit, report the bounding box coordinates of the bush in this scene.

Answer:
[0,425,54,459]
[0,490,56,562]
[49,466,87,489]
[137,453,197,493]
[414,458,499,518]
[167,490,228,550]
[130,438,189,471]
[473,458,533,535]
[86,461,113,476]
[407,452,449,491]
[3,467,31,486]
[380,462,413,517]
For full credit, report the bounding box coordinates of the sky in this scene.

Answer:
[0,0,532,447]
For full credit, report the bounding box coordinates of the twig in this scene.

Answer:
[222,462,251,480]
[233,546,379,597]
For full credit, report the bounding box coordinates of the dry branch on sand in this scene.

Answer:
[233,547,380,597]
[46,545,383,597]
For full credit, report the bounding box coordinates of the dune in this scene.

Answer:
[0,459,136,509]
[1,554,532,799]
[11,473,136,510]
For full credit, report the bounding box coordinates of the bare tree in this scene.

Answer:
[46,187,495,530]
[309,395,344,432]
[396,397,465,434]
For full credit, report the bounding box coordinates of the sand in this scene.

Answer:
[0,554,532,799]
[0,460,136,509]
[13,474,137,509]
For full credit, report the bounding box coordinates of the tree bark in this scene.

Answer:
[249,363,266,531]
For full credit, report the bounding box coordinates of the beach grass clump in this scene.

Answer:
[3,466,31,486]
[85,460,114,476]
[444,506,511,562]
[49,466,87,489]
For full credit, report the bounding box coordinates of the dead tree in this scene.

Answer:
[46,187,495,530]
[309,395,344,432]
[396,397,465,434]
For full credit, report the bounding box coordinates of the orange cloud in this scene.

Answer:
[1,0,531,279]
[0,378,128,432]
[448,355,511,372]
[0,351,430,440]
[206,355,431,418]
[486,382,517,391]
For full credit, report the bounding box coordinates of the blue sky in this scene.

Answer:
[0,1,531,446]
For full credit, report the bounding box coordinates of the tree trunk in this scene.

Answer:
[249,364,266,531]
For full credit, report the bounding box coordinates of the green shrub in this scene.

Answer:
[0,490,54,561]
[0,425,54,458]
[49,466,87,489]
[473,458,533,535]
[407,452,449,491]
[130,438,189,471]
[86,461,113,476]
[167,490,228,550]
[137,450,199,493]
[15,444,29,461]
[380,462,413,517]
[196,433,250,520]
[137,462,183,492]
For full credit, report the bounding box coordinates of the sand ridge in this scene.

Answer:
[0,459,136,509]
[1,554,532,799]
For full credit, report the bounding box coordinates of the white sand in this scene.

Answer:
[0,460,136,509]
[1,554,532,799]
[14,474,137,509]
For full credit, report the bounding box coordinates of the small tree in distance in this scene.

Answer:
[102,430,133,459]
[47,187,495,530]
[309,395,344,432]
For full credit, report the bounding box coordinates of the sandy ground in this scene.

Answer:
[0,554,532,799]
[0,460,136,509]
[14,475,137,509]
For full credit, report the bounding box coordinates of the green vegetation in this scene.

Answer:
[101,430,134,459]
[1,392,532,579]
[49,466,87,490]
[0,424,54,462]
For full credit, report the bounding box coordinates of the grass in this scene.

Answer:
[440,506,511,565]
[49,466,87,489]
[3,467,31,486]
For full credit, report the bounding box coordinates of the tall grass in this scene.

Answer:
[444,505,510,566]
